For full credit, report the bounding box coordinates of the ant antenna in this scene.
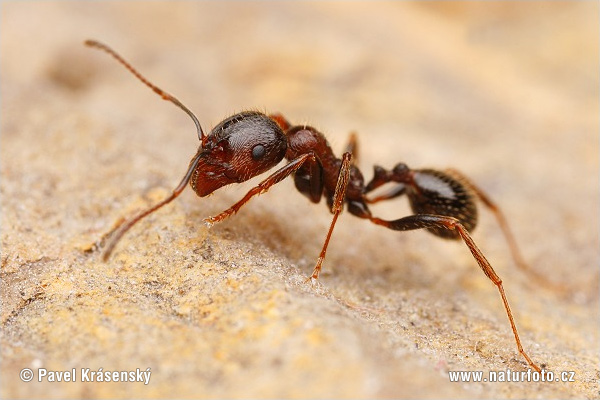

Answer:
[101,151,204,261]
[84,39,206,145]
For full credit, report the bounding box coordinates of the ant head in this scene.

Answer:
[190,111,287,197]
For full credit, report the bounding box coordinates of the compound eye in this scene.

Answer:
[251,144,266,160]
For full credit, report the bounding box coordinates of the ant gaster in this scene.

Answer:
[85,40,541,372]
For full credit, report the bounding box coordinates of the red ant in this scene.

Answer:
[85,40,541,372]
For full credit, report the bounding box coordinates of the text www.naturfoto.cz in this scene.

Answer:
[449,369,575,383]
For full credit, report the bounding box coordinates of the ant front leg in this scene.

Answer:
[307,152,352,282]
[204,152,317,225]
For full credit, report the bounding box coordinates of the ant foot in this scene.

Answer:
[77,240,99,254]
[303,274,321,286]
[204,210,234,227]
[306,257,324,283]
[82,217,125,256]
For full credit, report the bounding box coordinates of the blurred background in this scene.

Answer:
[2,2,598,399]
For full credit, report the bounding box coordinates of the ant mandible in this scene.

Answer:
[85,40,541,372]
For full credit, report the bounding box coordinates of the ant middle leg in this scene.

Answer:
[363,165,407,204]
[365,185,406,204]
[307,152,352,281]
[369,214,541,372]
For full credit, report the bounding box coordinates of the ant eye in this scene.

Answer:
[252,144,266,160]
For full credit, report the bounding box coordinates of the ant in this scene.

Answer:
[85,40,541,372]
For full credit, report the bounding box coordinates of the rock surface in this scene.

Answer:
[1,2,598,399]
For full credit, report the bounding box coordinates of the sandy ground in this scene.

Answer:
[1,2,598,399]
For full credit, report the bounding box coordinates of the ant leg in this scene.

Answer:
[204,152,317,225]
[268,113,292,131]
[308,153,352,281]
[101,151,204,260]
[362,164,407,204]
[446,169,528,269]
[365,185,406,204]
[344,132,359,165]
[369,214,541,372]
[446,169,565,292]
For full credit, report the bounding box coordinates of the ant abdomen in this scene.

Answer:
[407,169,478,239]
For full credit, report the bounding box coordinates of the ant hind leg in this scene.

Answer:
[447,168,568,293]
[369,213,541,372]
